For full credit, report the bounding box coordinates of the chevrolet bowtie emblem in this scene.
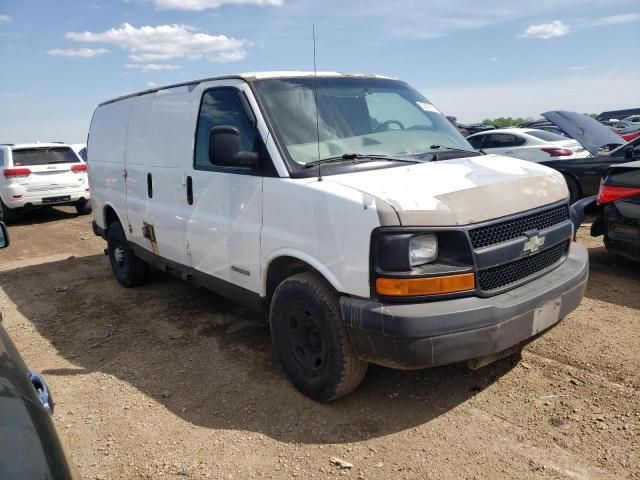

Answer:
[523,233,545,254]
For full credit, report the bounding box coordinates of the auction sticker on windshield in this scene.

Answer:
[416,101,440,113]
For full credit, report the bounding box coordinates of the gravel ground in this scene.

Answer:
[0,206,638,480]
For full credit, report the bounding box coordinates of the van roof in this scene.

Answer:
[98,71,394,107]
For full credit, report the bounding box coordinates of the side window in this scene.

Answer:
[0,149,4,167]
[467,135,486,149]
[483,134,524,148]
[194,88,257,169]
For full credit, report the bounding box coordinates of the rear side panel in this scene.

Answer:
[125,85,197,265]
[88,98,135,231]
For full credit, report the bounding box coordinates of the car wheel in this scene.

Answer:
[0,200,19,224]
[563,175,581,204]
[75,200,92,215]
[270,272,368,402]
[107,220,149,287]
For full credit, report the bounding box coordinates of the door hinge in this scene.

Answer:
[128,224,132,234]
[123,169,128,179]
[186,240,191,256]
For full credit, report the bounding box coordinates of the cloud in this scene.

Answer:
[519,11,640,40]
[47,48,109,58]
[593,13,640,26]
[422,69,640,123]
[147,81,158,87]
[153,0,282,10]
[569,65,586,70]
[0,14,11,22]
[66,23,249,63]
[519,20,570,39]
[125,63,181,71]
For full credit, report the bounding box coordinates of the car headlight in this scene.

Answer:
[409,234,438,267]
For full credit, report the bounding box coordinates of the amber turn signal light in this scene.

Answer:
[376,273,475,296]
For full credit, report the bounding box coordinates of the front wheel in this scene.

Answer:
[75,199,92,215]
[270,272,368,402]
[107,220,149,287]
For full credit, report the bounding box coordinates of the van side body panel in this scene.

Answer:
[125,86,198,265]
[261,178,382,298]
[88,98,135,232]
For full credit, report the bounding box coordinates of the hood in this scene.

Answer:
[327,155,568,226]
[542,110,626,155]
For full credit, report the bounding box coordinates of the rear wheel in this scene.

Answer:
[75,199,92,215]
[0,200,19,224]
[107,220,148,287]
[270,272,368,402]
[563,175,581,204]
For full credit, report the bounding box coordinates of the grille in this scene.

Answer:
[478,241,568,292]
[469,204,569,249]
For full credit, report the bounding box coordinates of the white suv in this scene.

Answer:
[0,143,91,222]
[89,72,589,401]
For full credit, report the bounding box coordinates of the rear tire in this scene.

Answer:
[0,200,19,224]
[563,175,580,204]
[75,199,92,215]
[270,272,368,402]
[107,220,148,287]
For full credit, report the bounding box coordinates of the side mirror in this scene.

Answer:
[209,126,258,168]
[624,146,634,160]
[0,222,9,249]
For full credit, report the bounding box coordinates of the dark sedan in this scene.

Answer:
[591,161,640,262]
[0,222,76,479]
[539,136,640,202]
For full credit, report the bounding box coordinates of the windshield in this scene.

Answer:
[253,77,471,168]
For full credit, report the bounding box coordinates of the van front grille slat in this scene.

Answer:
[470,205,569,249]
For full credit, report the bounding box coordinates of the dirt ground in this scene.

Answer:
[0,207,638,480]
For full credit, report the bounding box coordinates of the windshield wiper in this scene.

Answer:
[303,153,417,169]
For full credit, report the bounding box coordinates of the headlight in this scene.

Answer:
[409,234,438,267]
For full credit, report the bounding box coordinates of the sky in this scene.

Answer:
[0,0,639,143]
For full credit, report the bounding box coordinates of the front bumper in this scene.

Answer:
[340,243,589,369]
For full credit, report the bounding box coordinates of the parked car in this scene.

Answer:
[445,116,469,136]
[466,128,590,163]
[0,223,76,479]
[458,123,496,135]
[538,137,640,202]
[0,143,91,223]
[520,111,640,202]
[89,72,589,401]
[70,143,88,162]
[590,161,640,262]
[596,108,640,122]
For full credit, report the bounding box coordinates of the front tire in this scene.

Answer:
[0,200,19,224]
[270,272,368,402]
[107,220,149,287]
[75,199,92,215]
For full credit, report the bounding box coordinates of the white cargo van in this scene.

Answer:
[89,72,589,401]
[0,143,91,223]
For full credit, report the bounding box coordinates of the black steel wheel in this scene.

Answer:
[107,220,148,287]
[270,272,368,402]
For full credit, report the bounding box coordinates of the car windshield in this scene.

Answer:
[253,77,471,167]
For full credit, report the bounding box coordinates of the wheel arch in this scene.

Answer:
[102,202,124,236]
[263,251,345,308]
